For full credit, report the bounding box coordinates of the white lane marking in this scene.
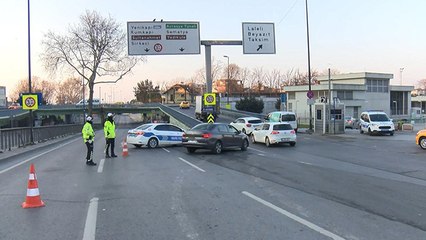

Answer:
[162,148,170,153]
[0,138,79,175]
[178,157,206,173]
[299,161,313,166]
[97,159,105,173]
[242,191,346,240]
[258,153,265,156]
[83,197,99,240]
[248,147,266,154]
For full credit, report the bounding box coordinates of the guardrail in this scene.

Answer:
[0,124,91,152]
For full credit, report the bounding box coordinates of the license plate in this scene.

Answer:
[281,138,290,141]
[188,140,197,144]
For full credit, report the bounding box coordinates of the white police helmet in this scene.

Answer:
[86,116,93,121]
[107,113,113,117]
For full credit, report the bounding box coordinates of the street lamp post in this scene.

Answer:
[223,55,230,107]
[305,0,313,132]
[27,0,34,143]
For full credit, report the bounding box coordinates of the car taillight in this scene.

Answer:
[246,123,252,127]
[271,131,280,134]
[182,133,186,138]
[136,131,144,135]
[202,133,212,138]
[290,130,295,134]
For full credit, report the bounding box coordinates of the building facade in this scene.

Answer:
[283,72,413,120]
[0,86,6,108]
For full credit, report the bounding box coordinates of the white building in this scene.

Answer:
[284,72,414,120]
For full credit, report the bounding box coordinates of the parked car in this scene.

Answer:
[179,101,190,109]
[127,123,185,148]
[344,116,358,129]
[265,111,298,132]
[416,129,426,149]
[250,122,296,147]
[182,123,249,154]
[359,111,394,135]
[8,102,21,109]
[229,117,263,135]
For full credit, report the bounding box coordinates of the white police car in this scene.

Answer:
[127,123,185,148]
[359,111,395,136]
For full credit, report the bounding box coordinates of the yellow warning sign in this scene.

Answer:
[203,93,216,106]
[207,114,215,123]
[22,94,38,110]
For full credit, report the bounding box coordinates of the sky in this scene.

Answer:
[1,0,425,102]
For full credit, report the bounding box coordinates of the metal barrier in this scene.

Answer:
[0,124,85,152]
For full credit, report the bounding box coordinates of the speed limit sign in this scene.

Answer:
[203,93,216,106]
[22,94,39,110]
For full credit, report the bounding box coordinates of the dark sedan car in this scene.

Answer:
[182,123,249,154]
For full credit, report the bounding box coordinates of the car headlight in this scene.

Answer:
[370,123,377,127]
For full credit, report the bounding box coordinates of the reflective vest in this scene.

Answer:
[82,122,94,142]
[104,120,116,139]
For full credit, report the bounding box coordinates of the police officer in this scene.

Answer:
[82,115,97,166]
[104,113,117,158]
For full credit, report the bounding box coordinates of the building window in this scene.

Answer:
[288,102,293,112]
[330,109,342,120]
[316,109,322,120]
[366,79,389,93]
[287,92,295,100]
[336,91,353,100]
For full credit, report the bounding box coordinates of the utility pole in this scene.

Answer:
[305,0,313,132]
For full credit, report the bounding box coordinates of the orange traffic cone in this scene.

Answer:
[122,138,128,157]
[22,164,45,208]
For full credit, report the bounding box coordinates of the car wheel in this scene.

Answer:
[147,138,159,148]
[420,137,426,150]
[360,128,364,134]
[265,137,271,147]
[241,139,249,151]
[390,131,394,136]
[250,134,256,143]
[290,142,296,147]
[187,147,196,153]
[212,141,223,154]
[368,128,373,136]
[133,144,142,148]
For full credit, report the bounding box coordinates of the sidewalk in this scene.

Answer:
[0,135,79,161]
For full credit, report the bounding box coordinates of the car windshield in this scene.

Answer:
[192,124,214,131]
[248,119,262,124]
[136,124,152,130]
[282,115,296,121]
[370,114,389,121]
[273,124,293,130]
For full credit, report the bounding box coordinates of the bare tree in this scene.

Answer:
[12,77,56,104]
[41,10,143,115]
[195,58,223,83]
[250,67,266,94]
[56,77,84,104]
[222,63,241,80]
[265,69,283,90]
[239,67,251,90]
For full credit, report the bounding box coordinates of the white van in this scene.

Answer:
[359,111,394,136]
[265,111,298,132]
[76,98,101,106]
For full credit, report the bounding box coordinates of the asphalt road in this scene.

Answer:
[1,112,426,239]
